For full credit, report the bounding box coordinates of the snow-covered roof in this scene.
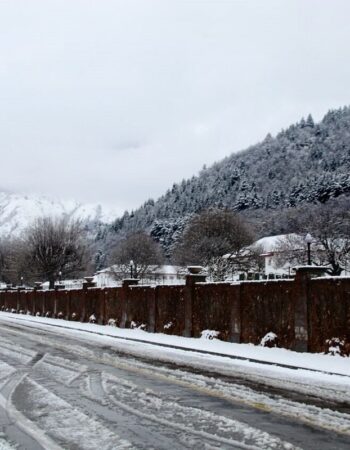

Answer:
[223,234,300,259]
[41,279,85,289]
[97,264,183,275]
[252,234,299,253]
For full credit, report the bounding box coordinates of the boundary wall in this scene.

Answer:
[0,269,349,353]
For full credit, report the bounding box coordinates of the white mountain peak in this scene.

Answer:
[0,191,118,237]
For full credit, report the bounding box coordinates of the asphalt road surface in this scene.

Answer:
[0,319,349,450]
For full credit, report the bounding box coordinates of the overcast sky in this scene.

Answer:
[1,0,350,215]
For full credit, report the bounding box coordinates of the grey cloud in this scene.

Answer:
[0,0,350,213]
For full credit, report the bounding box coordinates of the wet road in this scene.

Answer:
[0,320,349,449]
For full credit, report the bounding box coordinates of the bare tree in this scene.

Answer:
[0,238,29,285]
[20,217,88,288]
[272,234,306,270]
[173,209,255,280]
[273,207,350,276]
[0,240,10,283]
[110,232,164,281]
[308,207,350,276]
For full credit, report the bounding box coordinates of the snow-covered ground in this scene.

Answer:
[0,311,348,403]
[0,311,349,449]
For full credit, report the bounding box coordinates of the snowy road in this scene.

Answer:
[0,320,349,449]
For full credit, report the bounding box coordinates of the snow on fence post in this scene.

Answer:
[184,267,206,337]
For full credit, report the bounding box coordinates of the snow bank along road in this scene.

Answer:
[0,316,349,449]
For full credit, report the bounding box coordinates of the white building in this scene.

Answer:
[94,265,186,287]
[253,234,300,277]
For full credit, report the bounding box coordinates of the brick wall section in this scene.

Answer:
[155,285,185,336]
[0,272,349,353]
[69,289,84,321]
[193,283,235,341]
[308,278,350,352]
[240,280,295,348]
[104,288,122,326]
[125,286,154,330]
[57,290,71,319]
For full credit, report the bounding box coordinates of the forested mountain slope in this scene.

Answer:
[107,106,350,249]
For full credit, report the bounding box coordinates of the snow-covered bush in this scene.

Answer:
[201,330,220,340]
[89,314,97,323]
[45,311,51,318]
[11,308,17,314]
[130,321,146,330]
[108,318,117,327]
[57,311,64,319]
[325,337,349,357]
[36,312,41,317]
[19,309,25,314]
[163,321,173,331]
[260,332,279,348]
[71,312,78,321]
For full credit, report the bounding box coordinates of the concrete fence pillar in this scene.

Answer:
[229,285,241,343]
[148,287,157,333]
[293,266,327,352]
[83,276,96,290]
[120,279,139,328]
[183,267,206,337]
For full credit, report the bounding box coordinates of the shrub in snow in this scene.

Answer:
[108,318,117,327]
[89,314,97,323]
[1,306,4,311]
[11,308,17,314]
[36,312,41,317]
[71,312,78,321]
[201,330,220,340]
[57,311,64,319]
[5,308,9,312]
[163,321,173,331]
[130,321,146,330]
[260,332,279,348]
[45,311,51,318]
[19,310,25,314]
[325,337,349,357]
[26,311,31,315]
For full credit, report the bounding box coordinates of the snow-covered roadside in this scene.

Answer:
[0,311,349,401]
[0,435,16,450]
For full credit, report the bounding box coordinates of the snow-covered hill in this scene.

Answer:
[0,191,118,237]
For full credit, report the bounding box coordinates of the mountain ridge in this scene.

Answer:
[2,106,350,260]
[104,106,350,256]
[0,191,117,237]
